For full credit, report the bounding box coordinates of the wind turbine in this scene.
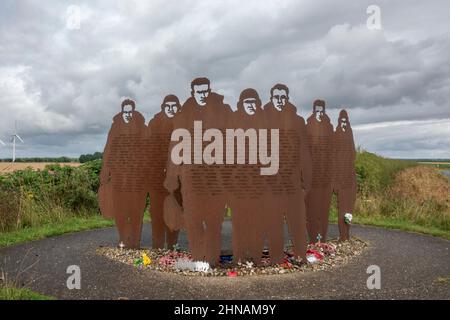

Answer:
[11,121,24,162]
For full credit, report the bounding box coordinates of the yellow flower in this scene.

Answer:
[142,252,151,266]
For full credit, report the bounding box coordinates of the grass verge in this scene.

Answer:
[0,215,114,248]
[0,213,151,248]
[329,212,450,241]
[0,286,54,300]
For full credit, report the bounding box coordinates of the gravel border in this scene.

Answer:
[97,237,368,277]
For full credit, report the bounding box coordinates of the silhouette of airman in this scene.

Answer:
[99,99,147,248]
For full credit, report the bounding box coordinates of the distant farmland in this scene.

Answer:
[0,162,81,173]
[418,161,450,169]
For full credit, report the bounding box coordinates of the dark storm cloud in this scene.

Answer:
[0,0,449,158]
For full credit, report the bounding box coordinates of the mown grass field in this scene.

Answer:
[418,161,450,169]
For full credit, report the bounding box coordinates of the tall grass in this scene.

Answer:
[349,150,449,232]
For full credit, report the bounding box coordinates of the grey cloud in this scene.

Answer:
[0,0,449,158]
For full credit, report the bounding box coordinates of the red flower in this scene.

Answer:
[306,249,324,260]
[227,271,238,277]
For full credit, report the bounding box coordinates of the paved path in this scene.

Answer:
[441,170,450,178]
[1,222,449,299]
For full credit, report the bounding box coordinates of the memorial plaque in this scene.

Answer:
[306,99,334,242]
[332,110,357,241]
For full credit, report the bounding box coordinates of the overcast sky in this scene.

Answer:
[0,0,449,159]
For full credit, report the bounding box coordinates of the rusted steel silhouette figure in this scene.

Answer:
[262,84,312,263]
[145,95,181,249]
[229,88,268,265]
[164,77,233,266]
[99,79,357,262]
[306,99,334,242]
[333,110,357,241]
[99,99,147,248]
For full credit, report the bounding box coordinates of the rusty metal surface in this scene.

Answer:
[99,98,180,249]
[99,81,357,263]
[165,83,313,265]
[305,99,334,242]
[144,95,181,249]
[164,78,233,265]
[259,85,311,263]
[99,99,148,249]
[229,88,274,265]
[333,110,357,241]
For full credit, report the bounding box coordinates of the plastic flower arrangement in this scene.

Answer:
[142,252,152,266]
[344,213,353,224]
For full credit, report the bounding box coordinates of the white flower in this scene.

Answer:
[344,213,353,224]
[174,259,210,272]
[307,255,319,263]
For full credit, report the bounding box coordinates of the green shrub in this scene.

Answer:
[0,161,102,232]
[355,150,415,195]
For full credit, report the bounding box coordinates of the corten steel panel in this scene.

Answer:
[228,88,270,265]
[164,77,233,266]
[164,82,312,265]
[259,85,312,264]
[144,95,181,249]
[305,99,334,242]
[228,87,312,265]
[333,110,357,241]
[99,99,148,249]
[99,98,182,249]
[99,80,356,263]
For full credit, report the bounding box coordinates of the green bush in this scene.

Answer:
[0,161,102,232]
[79,152,103,163]
[355,150,415,195]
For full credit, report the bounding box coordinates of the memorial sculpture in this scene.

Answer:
[228,88,272,265]
[164,77,233,265]
[99,78,357,266]
[145,95,182,249]
[261,84,311,262]
[332,110,357,241]
[305,99,334,242]
[99,99,148,249]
